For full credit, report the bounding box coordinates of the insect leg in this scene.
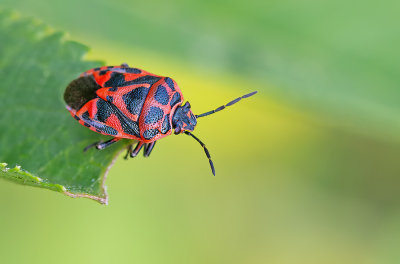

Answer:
[124,144,133,160]
[83,138,120,152]
[130,141,145,158]
[96,138,121,150]
[143,141,157,157]
[83,141,100,152]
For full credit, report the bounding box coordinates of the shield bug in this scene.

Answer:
[64,64,257,175]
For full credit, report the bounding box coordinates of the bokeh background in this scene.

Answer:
[1,0,400,263]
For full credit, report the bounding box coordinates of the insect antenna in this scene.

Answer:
[195,91,258,118]
[184,131,215,176]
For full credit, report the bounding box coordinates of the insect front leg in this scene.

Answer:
[143,141,157,157]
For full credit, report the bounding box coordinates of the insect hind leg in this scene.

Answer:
[83,138,120,152]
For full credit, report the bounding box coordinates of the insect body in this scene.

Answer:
[64,64,257,175]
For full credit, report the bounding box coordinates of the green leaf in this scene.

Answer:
[0,10,124,204]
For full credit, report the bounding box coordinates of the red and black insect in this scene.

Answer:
[64,64,257,175]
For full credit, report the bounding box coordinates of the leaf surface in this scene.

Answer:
[0,10,123,204]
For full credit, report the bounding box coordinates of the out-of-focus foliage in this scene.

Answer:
[0,1,400,264]
[2,0,399,141]
[0,10,121,204]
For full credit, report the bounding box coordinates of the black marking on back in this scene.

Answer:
[81,110,118,136]
[104,72,126,87]
[170,92,181,107]
[154,85,169,105]
[107,102,141,137]
[165,77,175,91]
[122,86,149,116]
[145,107,164,124]
[123,75,161,87]
[82,111,91,121]
[104,74,160,91]
[93,67,101,71]
[106,95,113,102]
[99,70,108,76]
[64,76,101,111]
[143,129,159,140]
[124,68,142,74]
[101,126,118,135]
[96,99,113,123]
[161,114,171,134]
[120,120,140,137]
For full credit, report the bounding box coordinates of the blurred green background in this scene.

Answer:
[1,0,400,263]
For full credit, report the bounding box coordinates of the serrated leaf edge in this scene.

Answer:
[0,151,125,205]
[0,9,114,204]
[62,149,123,205]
